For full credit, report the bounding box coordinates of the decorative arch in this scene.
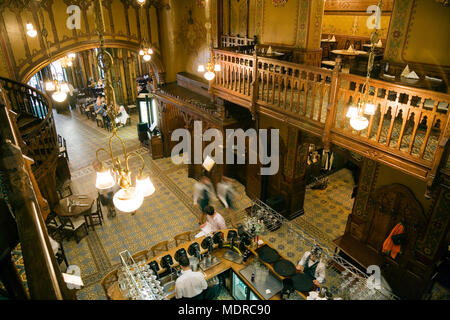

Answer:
[21,41,166,85]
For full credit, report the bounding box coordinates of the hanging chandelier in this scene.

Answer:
[26,23,37,37]
[93,0,155,213]
[198,48,221,81]
[34,3,69,103]
[197,0,220,81]
[59,53,76,68]
[347,0,383,131]
[137,0,153,62]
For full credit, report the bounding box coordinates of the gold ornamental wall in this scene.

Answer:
[0,0,162,82]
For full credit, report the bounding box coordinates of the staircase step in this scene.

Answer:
[17,114,42,134]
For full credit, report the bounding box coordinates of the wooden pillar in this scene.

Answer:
[118,49,129,106]
[87,50,94,82]
[278,126,310,220]
[78,52,89,88]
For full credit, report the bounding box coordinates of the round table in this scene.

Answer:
[55,195,94,229]
[331,50,368,73]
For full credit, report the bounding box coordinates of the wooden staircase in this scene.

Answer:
[0,76,60,208]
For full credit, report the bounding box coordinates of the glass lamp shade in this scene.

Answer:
[214,64,221,72]
[68,53,76,59]
[364,103,376,116]
[27,29,37,38]
[346,106,358,118]
[143,54,151,62]
[136,175,155,197]
[60,83,70,93]
[139,49,145,56]
[26,23,33,31]
[67,61,73,67]
[137,0,146,5]
[52,91,68,102]
[45,81,56,92]
[95,169,116,190]
[148,48,153,54]
[204,71,215,81]
[350,115,369,131]
[113,187,144,213]
[197,65,205,73]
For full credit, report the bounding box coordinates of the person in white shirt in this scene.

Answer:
[216,176,236,209]
[115,105,130,126]
[175,256,208,299]
[201,206,226,233]
[296,246,326,286]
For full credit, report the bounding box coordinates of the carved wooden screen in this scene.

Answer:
[365,183,427,256]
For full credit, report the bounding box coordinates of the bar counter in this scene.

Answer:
[144,229,308,300]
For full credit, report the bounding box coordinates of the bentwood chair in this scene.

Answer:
[150,241,169,257]
[84,196,104,230]
[58,216,89,243]
[132,250,150,263]
[174,231,192,247]
[101,269,123,300]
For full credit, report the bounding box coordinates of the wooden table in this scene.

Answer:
[54,195,94,229]
[331,49,368,73]
[380,74,447,93]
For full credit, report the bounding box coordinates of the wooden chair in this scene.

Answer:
[58,216,89,243]
[55,241,69,270]
[58,135,69,161]
[100,269,120,300]
[132,249,150,263]
[150,240,169,257]
[174,231,192,247]
[45,211,64,241]
[84,197,103,230]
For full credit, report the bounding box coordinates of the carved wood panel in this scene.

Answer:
[365,183,426,254]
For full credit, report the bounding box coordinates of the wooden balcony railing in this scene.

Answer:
[220,35,256,48]
[211,49,450,188]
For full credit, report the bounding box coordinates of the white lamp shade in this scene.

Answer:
[197,65,205,73]
[364,103,376,116]
[52,91,68,102]
[67,61,73,67]
[143,54,151,62]
[203,155,216,172]
[346,106,358,118]
[113,187,144,213]
[148,48,153,54]
[27,29,37,38]
[137,0,146,5]
[214,64,221,72]
[139,49,145,56]
[68,53,76,59]
[204,71,215,81]
[136,176,155,197]
[96,170,116,190]
[45,81,56,91]
[26,23,33,31]
[350,115,369,131]
[60,83,70,93]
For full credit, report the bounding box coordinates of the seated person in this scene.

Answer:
[115,105,130,126]
[175,256,208,299]
[94,96,107,117]
[296,246,326,287]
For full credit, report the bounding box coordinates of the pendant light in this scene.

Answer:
[26,23,37,37]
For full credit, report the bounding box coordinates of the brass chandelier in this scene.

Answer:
[346,0,383,131]
[197,0,221,81]
[137,0,154,62]
[93,0,155,213]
